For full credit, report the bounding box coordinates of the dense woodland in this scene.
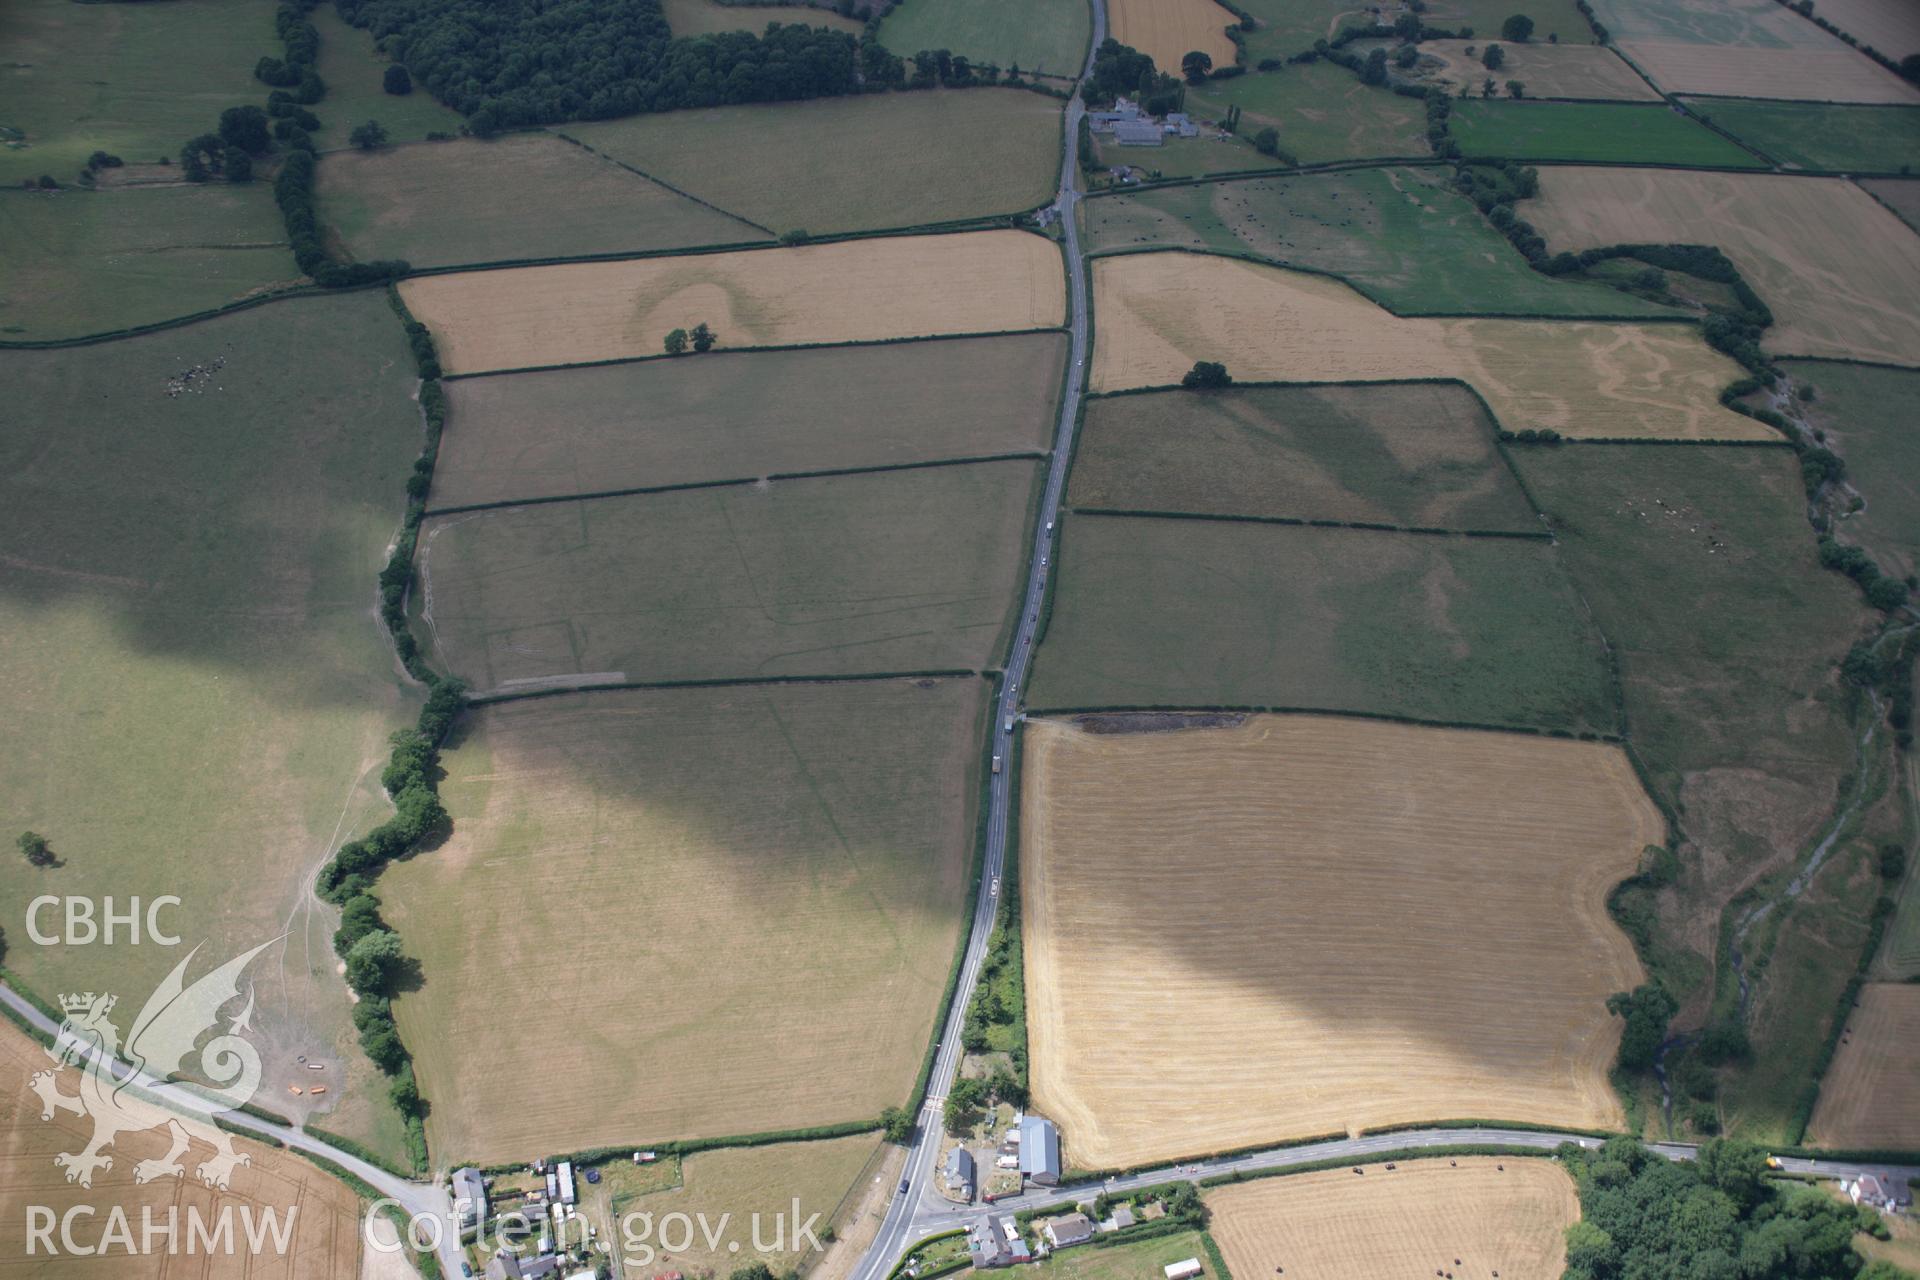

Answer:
[1561,1139,1909,1280]
[334,0,861,130]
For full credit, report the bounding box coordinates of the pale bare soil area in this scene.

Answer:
[1808,983,1920,1148]
[1021,715,1661,1169]
[1109,0,1239,72]
[1619,41,1920,101]
[1209,1158,1578,1280]
[398,230,1065,373]
[1416,40,1660,99]
[0,1020,369,1278]
[1523,167,1920,366]
[1090,253,1769,439]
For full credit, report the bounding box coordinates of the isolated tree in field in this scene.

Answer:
[17,831,55,867]
[1507,79,1526,97]
[1482,42,1505,69]
[1181,49,1212,83]
[1182,360,1232,389]
[1482,75,1497,96]
[1501,13,1534,41]
[663,327,689,355]
[691,321,715,353]
[1254,126,1281,155]
[349,119,390,150]
[384,64,413,94]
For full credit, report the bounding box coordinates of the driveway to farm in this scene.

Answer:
[0,984,464,1278]
[842,1,1920,1274]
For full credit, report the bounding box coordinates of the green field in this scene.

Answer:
[1070,383,1540,531]
[0,0,270,183]
[1027,514,1615,732]
[1091,131,1288,180]
[316,132,763,268]
[1782,359,1920,582]
[310,5,464,146]
[661,0,865,37]
[433,333,1065,508]
[1024,1228,1212,1280]
[1681,98,1920,173]
[0,185,299,340]
[1236,0,1593,65]
[562,89,1062,235]
[0,291,424,1167]
[1080,166,1678,316]
[417,460,1040,692]
[877,0,1090,79]
[1186,63,1429,164]
[383,679,984,1161]
[1448,100,1766,165]
[1509,444,1876,1030]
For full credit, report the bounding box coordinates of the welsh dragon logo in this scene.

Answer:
[30,940,275,1190]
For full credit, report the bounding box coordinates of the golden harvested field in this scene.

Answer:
[1809,0,1920,61]
[1208,1158,1578,1280]
[1618,41,1920,101]
[0,1020,366,1278]
[1415,40,1661,99]
[384,679,985,1163]
[1807,983,1920,1148]
[1090,254,1768,439]
[1522,167,1920,366]
[1021,715,1660,1168]
[1109,0,1239,71]
[397,229,1065,374]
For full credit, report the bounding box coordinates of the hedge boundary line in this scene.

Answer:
[467,669,979,708]
[1360,1118,1623,1139]
[472,1117,885,1178]
[1197,1144,1556,1188]
[1079,244,1698,324]
[301,1123,416,1179]
[424,450,1049,518]
[0,280,365,350]
[550,131,776,236]
[886,1230,967,1280]
[1787,893,1898,1144]
[1026,701,1623,744]
[1200,1230,1234,1280]
[440,323,1071,381]
[399,211,1059,283]
[901,670,1000,1123]
[1066,505,1550,540]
